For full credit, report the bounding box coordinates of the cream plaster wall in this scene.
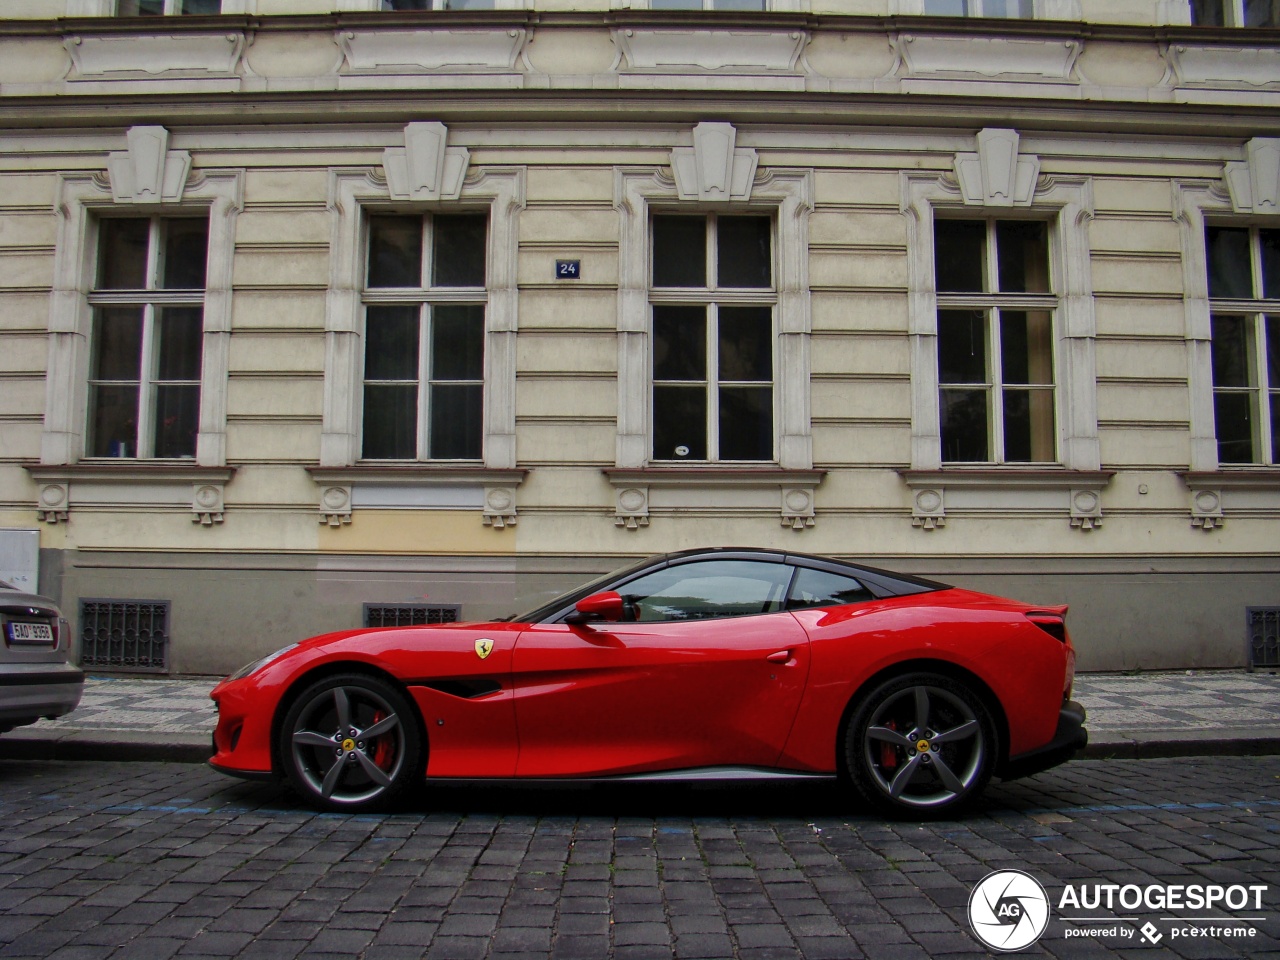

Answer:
[0,12,1277,672]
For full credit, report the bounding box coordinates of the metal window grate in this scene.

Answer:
[79,599,170,673]
[364,603,461,628]
[1249,608,1280,669]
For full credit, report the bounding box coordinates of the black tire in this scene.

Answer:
[278,672,423,813]
[844,672,996,818]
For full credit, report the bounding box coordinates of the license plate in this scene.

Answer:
[7,622,54,645]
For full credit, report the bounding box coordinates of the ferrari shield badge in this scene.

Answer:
[475,638,494,660]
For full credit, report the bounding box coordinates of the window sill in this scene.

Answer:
[306,465,527,529]
[25,462,236,526]
[898,467,1115,531]
[603,466,827,531]
[1180,469,1280,531]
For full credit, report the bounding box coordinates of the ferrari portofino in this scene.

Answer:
[210,548,1086,817]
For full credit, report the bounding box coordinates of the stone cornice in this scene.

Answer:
[5,13,1279,46]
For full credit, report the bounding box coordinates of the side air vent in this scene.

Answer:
[419,679,502,699]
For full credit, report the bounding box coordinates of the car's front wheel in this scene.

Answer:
[845,672,996,818]
[278,673,422,813]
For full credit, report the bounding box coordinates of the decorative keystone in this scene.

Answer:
[107,126,191,204]
[383,121,470,202]
[954,128,1039,208]
[670,122,758,203]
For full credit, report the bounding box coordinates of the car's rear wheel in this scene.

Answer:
[845,672,995,818]
[279,673,422,813]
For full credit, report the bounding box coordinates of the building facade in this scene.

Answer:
[0,0,1277,675]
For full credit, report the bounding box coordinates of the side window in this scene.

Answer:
[617,560,792,622]
[786,568,875,611]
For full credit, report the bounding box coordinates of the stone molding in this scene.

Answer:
[612,27,806,73]
[65,31,244,79]
[900,469,1114,531]
[337,27,527,73]
[320,165,524,470]
[893,33,1082,82]
[604,468,826,531]
[6,18,1280,109]
[1165,43,1280,89]
[25,464,236,526]
[307,467,526,529]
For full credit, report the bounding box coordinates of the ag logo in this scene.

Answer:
[968,869,1050,952]
[474,638,494,660]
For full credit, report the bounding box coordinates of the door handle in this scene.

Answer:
[765,650,792,664]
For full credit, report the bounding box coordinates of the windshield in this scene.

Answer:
[509,555,660,624]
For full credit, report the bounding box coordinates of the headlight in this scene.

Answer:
[227,643,299,682]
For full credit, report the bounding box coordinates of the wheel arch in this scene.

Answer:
[834,658,1010,779]
[269,660,428,778]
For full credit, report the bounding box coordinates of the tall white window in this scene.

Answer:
[650,214,775,463]
[934,219,1056,463]
[1190,0,1280,26]
[117,0,221,14]
[361,213,488,461]
[1206,225,1280,465]
[88,217,208,460]
[650,0,766,9]
[923,0,1034,15]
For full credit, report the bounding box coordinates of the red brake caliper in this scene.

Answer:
[369,710,394,770]
[880,720,898,769]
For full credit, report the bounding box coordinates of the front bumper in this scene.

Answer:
[998,700,1088,781]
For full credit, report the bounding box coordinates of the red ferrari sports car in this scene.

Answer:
[209,548,1086,818]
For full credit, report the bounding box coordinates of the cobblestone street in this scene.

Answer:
[1,757,1277,959]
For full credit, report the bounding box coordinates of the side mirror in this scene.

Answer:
[566,590,624,625]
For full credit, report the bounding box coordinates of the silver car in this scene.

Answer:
[0,580,83,734]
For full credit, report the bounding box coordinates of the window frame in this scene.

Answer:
[934,217,1060,465]
[359,211,490,463]
[86,215,208,460]
[615,168,814,472]
[1189,0,1280,27]
[901,172,1099,475]
[114,0,223,13]
[40,170,241,469]
[1205,224,1279,465]
[649,212,779,464]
